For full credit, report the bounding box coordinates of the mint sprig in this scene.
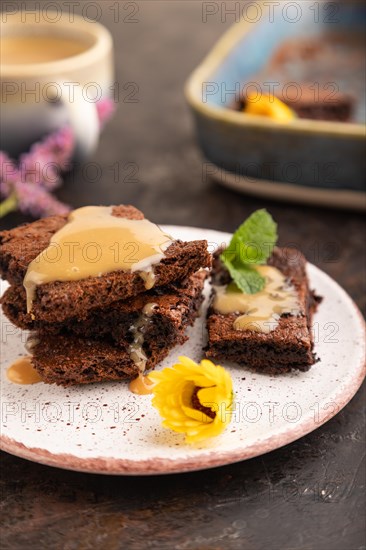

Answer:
[220,209,278,294]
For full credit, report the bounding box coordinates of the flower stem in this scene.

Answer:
[0,193,18,218]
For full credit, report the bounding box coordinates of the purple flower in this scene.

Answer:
[14,181,70,217]
[96,98,116,128]
[0,98,115,219]
[19,126,75,191]
[0,126,74,217]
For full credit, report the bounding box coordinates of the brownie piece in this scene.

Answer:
[237,90,353,122]
[2,271,207,345]
[10,271,207,386]
[206,248,321,373]
[0,205,211,323]
[279,89,353,122]
[30,335,155,386]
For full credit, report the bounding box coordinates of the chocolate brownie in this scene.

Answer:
[0,205,211,322]
[29,335,159,386]
[2,271,207,345]
[21,271,207,386]
[206,248,321,373]
[237,90,353,122]
[279,89,353,122]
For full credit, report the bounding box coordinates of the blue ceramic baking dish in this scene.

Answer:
[185,1,366,210]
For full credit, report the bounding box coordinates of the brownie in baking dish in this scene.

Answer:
[0,205,211,323]
[279,89,353,122]
[206,248,321,373]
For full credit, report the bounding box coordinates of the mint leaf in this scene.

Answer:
[221,209,277,266]
[220,209,278,294]
[221,259,266,294]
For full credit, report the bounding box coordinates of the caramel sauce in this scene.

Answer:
[213,265,300,334]
[7,356,42,385]
[142,302,159,317]
[129,344,148,373]
[24,206,173,312]
[129,374,154,395]
[128,304,158,373]
[139,271,156,291]
[25,334,40,353]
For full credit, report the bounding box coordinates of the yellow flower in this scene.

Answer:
[243,93,296,122]
[148,356,234,444]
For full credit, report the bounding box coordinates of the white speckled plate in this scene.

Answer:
[1,226,365,475]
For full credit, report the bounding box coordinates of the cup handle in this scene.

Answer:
[55,80,100,159]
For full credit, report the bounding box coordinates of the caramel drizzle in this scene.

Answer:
[24,206,173,313]
[213,265,300,334]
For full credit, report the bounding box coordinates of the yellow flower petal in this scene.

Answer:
[243,93,296,122]
[148,356,233,444]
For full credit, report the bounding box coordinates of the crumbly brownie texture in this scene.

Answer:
[206,247,322,373]
[0,205,211,323]
[23,271,207,386]
[0,206,142,284]
[30,335,154,386]
[2,271,207,344]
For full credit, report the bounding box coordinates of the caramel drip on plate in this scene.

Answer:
[213,265,300,334]
[129,374,154,395]
[24,206,173,312]
[7,356,42,385]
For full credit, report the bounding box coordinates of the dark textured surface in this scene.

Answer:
[0,2,365,549]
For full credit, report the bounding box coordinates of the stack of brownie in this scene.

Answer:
[0,205,211,386]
